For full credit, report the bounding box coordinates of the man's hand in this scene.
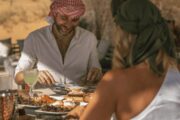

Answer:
[37,71,56,85]
[15,71,24,85]
[87,68,102,83]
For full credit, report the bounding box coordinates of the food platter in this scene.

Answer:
[67,85,95,97]
[67,92,85,97]
[49,96,65,101]
[35,103,74,116]
[52,87,69,95]
[16,84,95,117]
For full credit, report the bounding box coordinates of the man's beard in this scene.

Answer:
[54,21,74,34]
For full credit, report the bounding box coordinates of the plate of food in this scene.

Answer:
[67,86,85,97]
[82,86,96,93]
[52,87,70,95]
[35,103,74,115]
[18,96,41,109]
[67,91,85,97]
[49,96,65,101]
[68,86,84,90]
[18,95,56,109]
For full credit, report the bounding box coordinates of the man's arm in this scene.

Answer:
[15,71,24,85]
[15,33,56,86]
[87,35,102,82]
[15,33,37,85]
[97,39,112,60]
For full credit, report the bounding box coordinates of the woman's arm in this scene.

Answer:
[80,72,117,120]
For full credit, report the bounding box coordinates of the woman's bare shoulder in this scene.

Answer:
[102,69,130,83]
[101,69,131,92]
[101,67,143,93]
[95,69,126,95]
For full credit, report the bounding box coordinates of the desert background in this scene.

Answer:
[0,0,180,42]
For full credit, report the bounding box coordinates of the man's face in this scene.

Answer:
[54,12,80,33]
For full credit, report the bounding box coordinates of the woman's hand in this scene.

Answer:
[66,106,86,119]
[37,71,56,85]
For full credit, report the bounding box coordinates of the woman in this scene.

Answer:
[68,0,180,119]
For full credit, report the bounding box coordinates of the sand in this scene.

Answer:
[0,0,51,42]
[0,0,180,43]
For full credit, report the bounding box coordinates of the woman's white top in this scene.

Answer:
[131,67,180,120]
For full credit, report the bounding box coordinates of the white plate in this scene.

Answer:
[35,109,68,115]
[80,102,88,106]
[32,88,56,95]
[18,104,40,109]
[69,86,84,89]
[49,96,64,101]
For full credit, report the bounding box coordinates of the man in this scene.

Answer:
[15,0,101,86]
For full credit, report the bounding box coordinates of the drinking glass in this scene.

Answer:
[24,69,38,96]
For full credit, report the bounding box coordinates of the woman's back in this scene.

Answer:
[114,65,180,120]
[79,0,179,119]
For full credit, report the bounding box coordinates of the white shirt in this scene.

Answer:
[131,67,180,120]
[15,25,101,84]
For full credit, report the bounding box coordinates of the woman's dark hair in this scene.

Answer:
[111,0,126,17]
